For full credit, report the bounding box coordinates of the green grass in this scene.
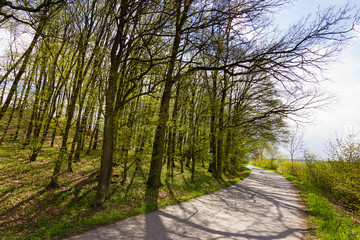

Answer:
[0,142,250,240]
[282,173,360,240]
[250,163,360,240]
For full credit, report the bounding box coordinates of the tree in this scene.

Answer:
[48,0,112,188]
[327,132,360,163]
[0,15,47,121]
[96,0,164,205]
[287,126,304,169]
[145,0,196,202]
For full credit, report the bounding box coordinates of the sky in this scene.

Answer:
[274,0,360,158]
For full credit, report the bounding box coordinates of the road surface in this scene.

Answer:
[67,165,309,240]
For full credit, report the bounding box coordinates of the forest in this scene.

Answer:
[0,0,359,239]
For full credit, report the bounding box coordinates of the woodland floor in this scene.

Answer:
[0,140,246,239]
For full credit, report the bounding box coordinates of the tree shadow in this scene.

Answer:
[165,180,181,204]
[144,188,172,240]
[0,171,99,231]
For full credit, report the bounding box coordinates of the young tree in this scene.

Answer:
[287,126,305,169]
[0,16,47,121]
[48,0,112,188]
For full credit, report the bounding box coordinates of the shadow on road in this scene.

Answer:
[139,166,308,239]
[67,165,309,240]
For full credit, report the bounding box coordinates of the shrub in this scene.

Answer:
[251,140,360,214]
[252,157,279,170]
[280,159,360,213]
[278,160,306,179]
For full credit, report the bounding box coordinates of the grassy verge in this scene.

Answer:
[250,164,360,240]
[0,143,250,240]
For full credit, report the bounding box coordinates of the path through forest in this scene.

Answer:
[67,165,309,239]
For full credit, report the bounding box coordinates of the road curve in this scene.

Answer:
[67,165,309,240]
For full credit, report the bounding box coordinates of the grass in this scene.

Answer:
[282,173,360,240]
[250,163,360,240]
[0,141,250,240]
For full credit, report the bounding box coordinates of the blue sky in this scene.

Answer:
[274,0,360,158]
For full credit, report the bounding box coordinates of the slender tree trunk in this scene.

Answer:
[48,64,84,188]
[23,73,43,148]
[167,83,180,178]
[216,88,226,179]
[96,101,116,204]
[0,89,18,144]
[123,98,139,183]
[13,72,32,140]
[50,87,66,148]
[166,127,173,173]
[208,71,218,176]
[90,105,102,151]
[189,89,196,182]
[0,21,45,121]
[84,105,96,152]
[178,110,186,173]
[74,106,91,162]
[0,78,7,105]
[67,113,81,171]
[224,86,233,173]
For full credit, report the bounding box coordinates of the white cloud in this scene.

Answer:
[300,37,360,157]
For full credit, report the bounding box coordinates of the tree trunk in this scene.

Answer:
[146,79,174,198]
[92,104,102,151]
[146,0,192,201]
[23,70,43,148]
[67,113,81,171]
[216,88,226,179]
[0,89,18,144]
[48,60,84,188]
[29,90,60,162]
[96,109,115,204]
[95,0,144,205]
[0,20,45,121]
[167,83,180,178]
[208,72,218,176]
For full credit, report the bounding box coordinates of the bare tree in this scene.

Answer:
[287,126,304,169]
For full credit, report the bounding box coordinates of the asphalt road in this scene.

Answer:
[66,165,309,240]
